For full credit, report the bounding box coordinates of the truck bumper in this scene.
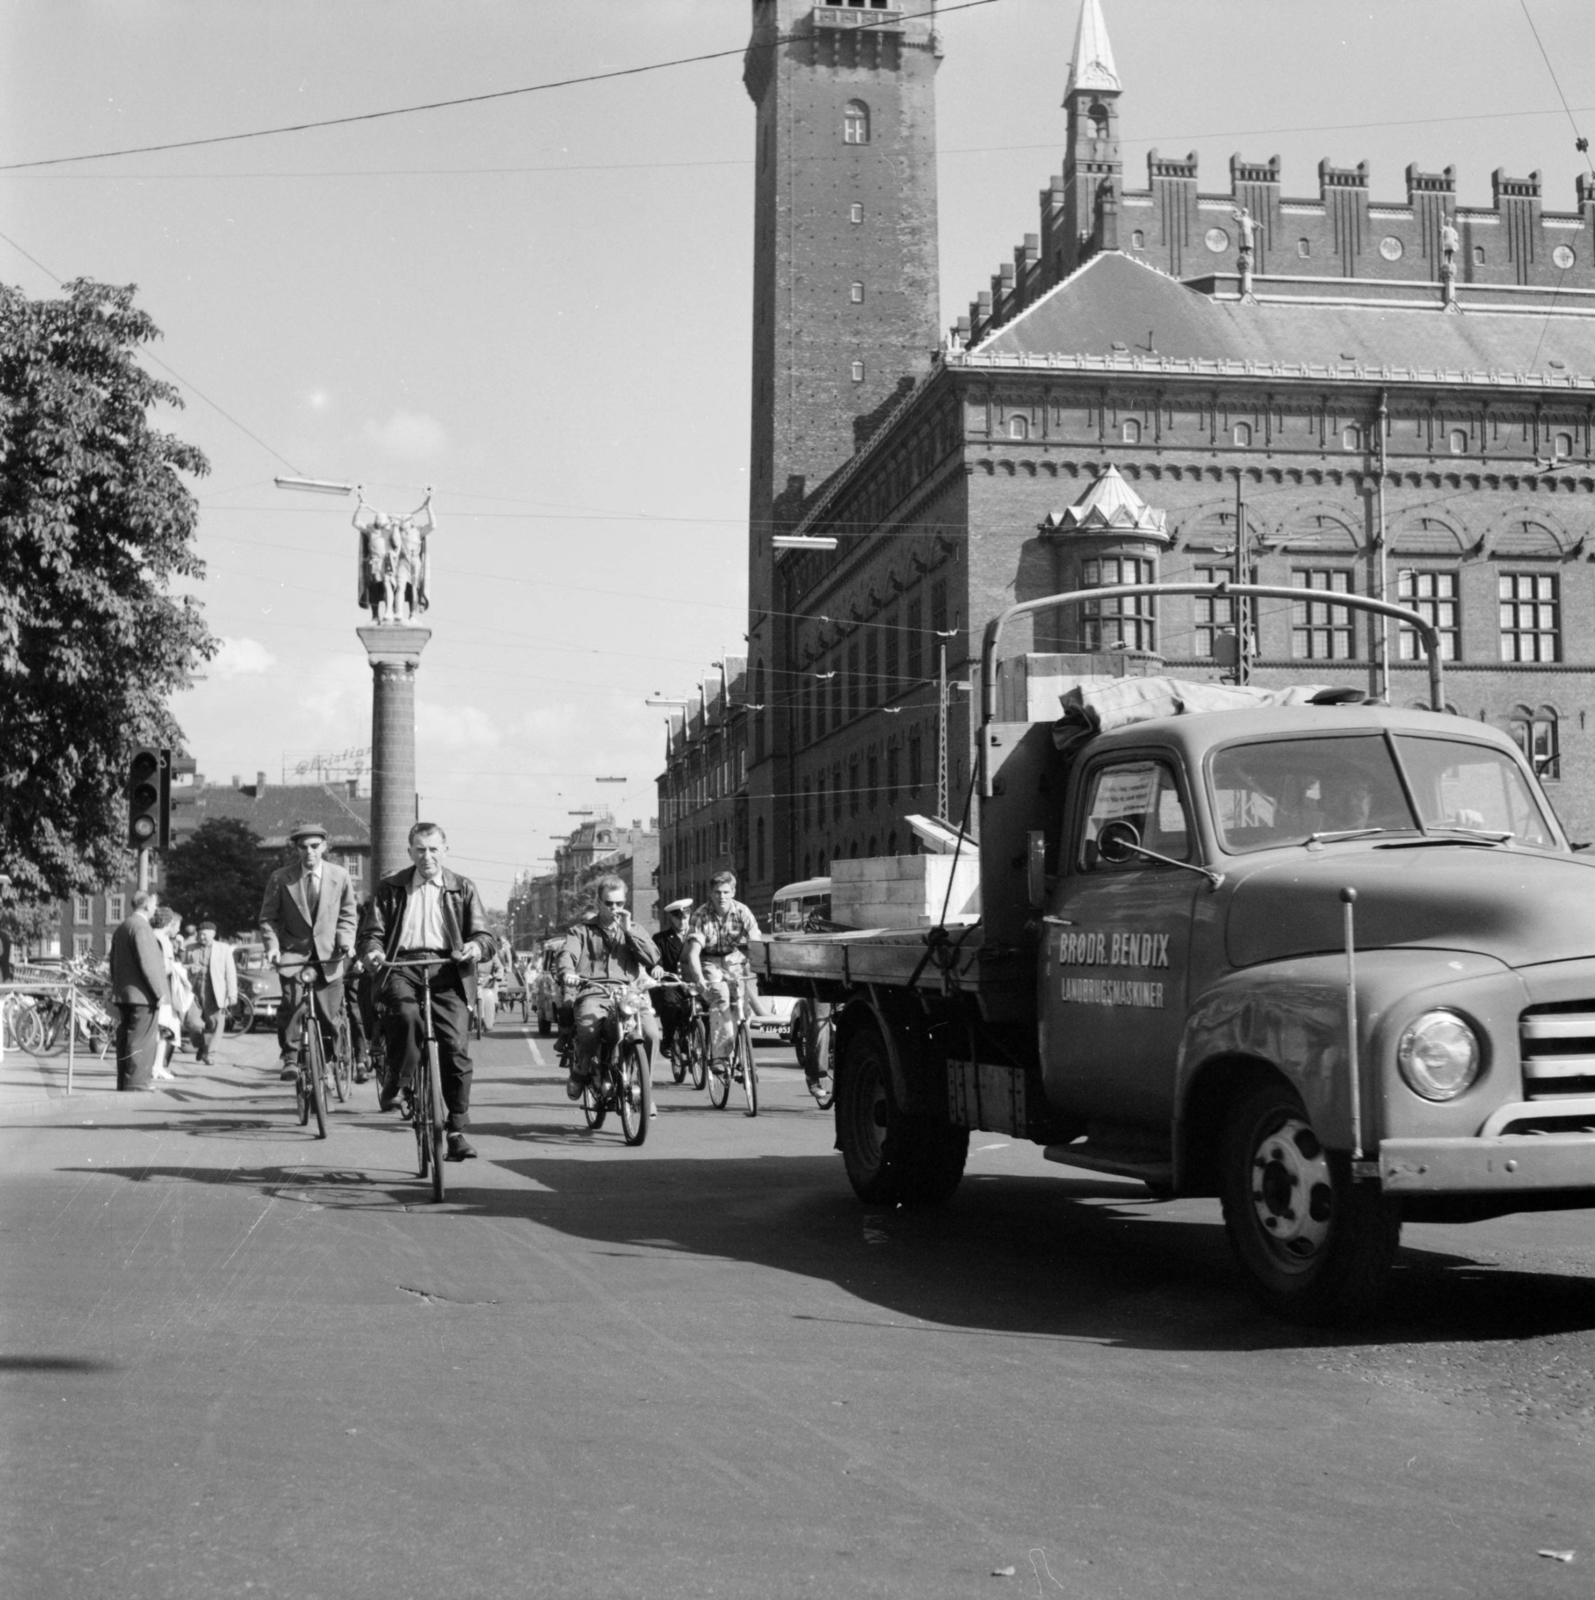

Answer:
[1379,1135,1595,1194]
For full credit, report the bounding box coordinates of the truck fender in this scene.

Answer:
[833,988,915,1115]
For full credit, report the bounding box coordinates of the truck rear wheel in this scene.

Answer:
[837,1023,968,1207]
[1219,1080,1400,1326]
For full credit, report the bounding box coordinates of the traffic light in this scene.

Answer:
[127,747,171,851]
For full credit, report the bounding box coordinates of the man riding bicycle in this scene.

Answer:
[681,871,765,1069]
[259,819,358,1083]
[652,897,694,1062]
[557,874,661,1100]
[359,821,495,1162]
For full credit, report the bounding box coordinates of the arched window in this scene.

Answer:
[1297,238,1311,258]
[849,281,865,304]
[843,100,870,145]
[1131,230,1145,249]
[1449,429,1467,454]
[1553,432,1574,461]
[1342,425,1363,452]
[1473,245,1486,265]
[887,830,898,855]
[1008,415,1029,440]
[1511,705,1560,780]
[1088,101,1109,139]
[1121,418,1141,444]
[1233,422,1253,447]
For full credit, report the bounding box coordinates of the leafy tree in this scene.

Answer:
[163,818,267,939]
[0,279,214,907]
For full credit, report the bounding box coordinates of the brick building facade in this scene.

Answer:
[742,0,1595,889]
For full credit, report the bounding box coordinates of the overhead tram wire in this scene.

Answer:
[0,0,1002,174]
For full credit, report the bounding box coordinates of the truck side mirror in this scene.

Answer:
[1026,829,1046,910]
[1097,819,1141,865]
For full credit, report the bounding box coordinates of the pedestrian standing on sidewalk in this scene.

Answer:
[192,921,238,1066]
[109,890,169,1091]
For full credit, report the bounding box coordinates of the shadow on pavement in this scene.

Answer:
[55,1141,1595,1353]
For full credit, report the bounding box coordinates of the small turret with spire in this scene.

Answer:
[1056,0,1124,279]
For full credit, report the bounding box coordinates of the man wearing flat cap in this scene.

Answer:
[192,920,239,1067]
[259,820,358,1079]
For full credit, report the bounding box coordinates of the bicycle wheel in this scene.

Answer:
[428,1043,446,1202]
[738,1021,758,1117]
[581,1058,608,1130]
[668,1026,686,1084]
[689,1016,709,1091]
[707,1034,731,1110]
[811,1017,837,1110]
[617,1040,651,1147]
[330,1017,351,1105]
[8,998,44,1054]
[305,1020,328,1139]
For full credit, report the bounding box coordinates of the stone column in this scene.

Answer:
[358,626,430,885]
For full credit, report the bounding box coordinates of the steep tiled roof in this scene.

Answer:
[967,249,1595,384]
[171,782,371,851]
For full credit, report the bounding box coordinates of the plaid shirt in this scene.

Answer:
[683,900,761,960]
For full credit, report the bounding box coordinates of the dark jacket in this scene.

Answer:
[557,915,660,989]
[655,926,685,976]
[358,866,495,1001]
[109,914,169,1007]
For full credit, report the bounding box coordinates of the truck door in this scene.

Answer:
[1042,755,1200,1127]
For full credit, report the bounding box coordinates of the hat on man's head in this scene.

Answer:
[288,819,328,842]
[663,897,694,915]
[199,920,217,932]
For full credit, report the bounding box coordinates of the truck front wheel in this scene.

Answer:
[837,1024,968,1207]
[1220,1081,1400,1326]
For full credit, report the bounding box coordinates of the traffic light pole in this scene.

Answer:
[137,848,151,894]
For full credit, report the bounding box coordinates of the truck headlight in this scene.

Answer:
[1396,1010,1481,1101]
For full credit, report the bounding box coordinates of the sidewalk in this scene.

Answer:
[0,1030,276,1119]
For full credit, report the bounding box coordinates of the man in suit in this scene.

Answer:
[259,820,358,1081]
[359,821,495,1161]
[110,889,169,1091]
[192,921,239,1066]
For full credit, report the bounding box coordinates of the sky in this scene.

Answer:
[4,0,1593,909]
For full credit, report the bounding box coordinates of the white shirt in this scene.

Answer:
[398,870,446,950]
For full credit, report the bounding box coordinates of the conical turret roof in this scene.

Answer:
[1045,465,1168,539]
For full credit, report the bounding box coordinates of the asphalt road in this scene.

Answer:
[3,1017,1593,1599]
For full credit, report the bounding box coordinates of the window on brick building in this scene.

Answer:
[1342,425,1362,451]
[906,598,923,680]
[886,742,899,801]
[866,748,879,809]
[832,763,843,822]
[849,203,863,224]
[1233,422,1252,447]
[1291,569,1356,659]
[1553,432,1574,461]
[73,934,93,960]
[1298,238,1311,257]
[865,629,879,707]
[843,100,870,145]
[816,770,826,826]
[1081,556,1156,651]
[1008,415,1029,440]
[1121,418,1141,444]
[1449,428,1467,454]
[1131,230,1145,249]
[754,661,766,763]
[1193,566,1236,657]
[908,726,923,789]
[929,580,948,661]
[1397,570,1459,661]
[848,755,860,816]
[847,640,861,719]
[73,895,92,926]
[884,611,899,696]
[1511,706,1561,780]
[850,282,865,304]
[850,360,865,383]
[105,893,126,923]
[756,818,765,882]
[1499,573,1560,663]
[1473,246,1485,265]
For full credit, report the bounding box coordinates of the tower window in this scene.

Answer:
[1553,432,1574,460]
[843,101,870,145]
[1121,418,1141,444]
[850,281,865,304]
[1474,246,1486,265]
[1008,415,1029,440]
[849,203,864,224]
[1298,238,1311,258]
[1449,428,1467,454]
[851,360,865,383]
[1131,230,1145,249]
[1088,101,1109,139]
[1233,422,1253,447]
[1342,425,1363,452]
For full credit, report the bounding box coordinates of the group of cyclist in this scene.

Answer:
[260,815,790,1161]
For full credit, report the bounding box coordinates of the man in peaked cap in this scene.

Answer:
[259,819,357,1079]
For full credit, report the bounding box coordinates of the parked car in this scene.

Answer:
[233,945,282,1033]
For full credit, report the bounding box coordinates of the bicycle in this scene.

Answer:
[569,976,654,1147]
[1,990,44,1053]
[382,956,449,1202]
[657,979,708,1092]
[328,1007,354,1105]
[792,999,836,1110]
[278,959,333,1141]
[702,951,758,1117]
[38,988,113,1057]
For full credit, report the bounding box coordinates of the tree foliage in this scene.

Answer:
[163,818,268,939]
[0,279,214,906]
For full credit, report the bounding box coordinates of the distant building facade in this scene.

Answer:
[744,0,1595,887]
[508,812,659,945]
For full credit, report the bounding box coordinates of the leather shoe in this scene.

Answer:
[565,1077,584,1101]
[378,1089,400,1113]
[279,1065,298,1081]
[445,1132,477,1161]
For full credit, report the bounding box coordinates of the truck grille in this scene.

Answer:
[1520,1006,1595,1101]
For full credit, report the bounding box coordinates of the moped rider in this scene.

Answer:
[557,874,661,1100]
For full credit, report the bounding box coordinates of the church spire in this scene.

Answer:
[1066,0,1120,98]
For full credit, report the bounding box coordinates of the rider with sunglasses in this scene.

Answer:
[557,874,662,1100]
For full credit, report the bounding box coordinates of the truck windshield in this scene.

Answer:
[1209,735,1416,853]
[1393,736,1557,848]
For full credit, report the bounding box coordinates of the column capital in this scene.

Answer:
[358,625,431,668]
